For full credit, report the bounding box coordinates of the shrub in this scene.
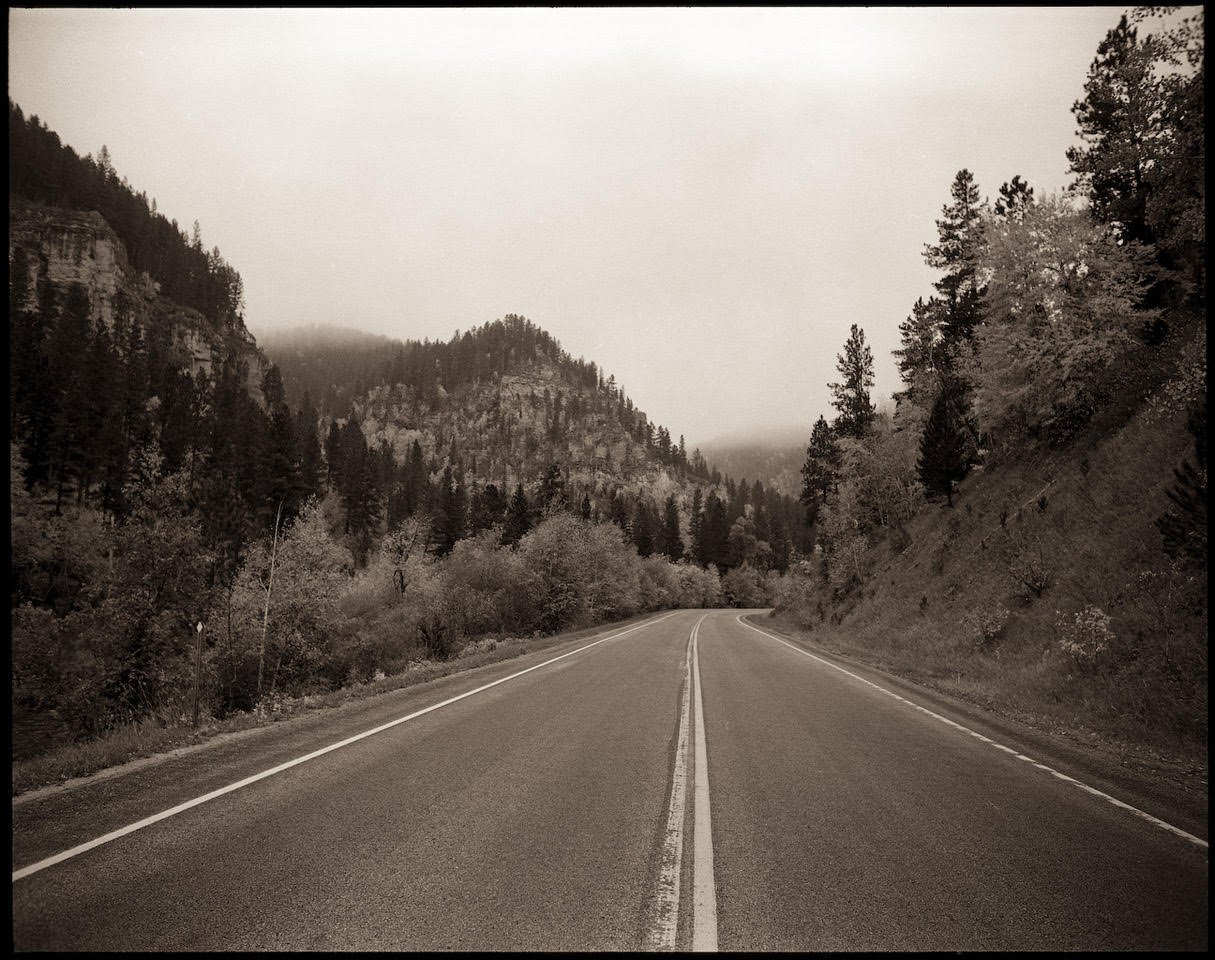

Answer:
[961,603,1010,650]
[1056,605,1115,669]
[721,564,770,608]
[1006,532,1053,599]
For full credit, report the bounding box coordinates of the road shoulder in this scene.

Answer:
[741,611,1209,843]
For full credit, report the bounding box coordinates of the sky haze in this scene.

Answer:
[9,7,1130,444]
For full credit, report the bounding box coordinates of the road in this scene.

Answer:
[11,609,1208,950]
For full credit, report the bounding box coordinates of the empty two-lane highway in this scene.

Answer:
[11,610,1208,951]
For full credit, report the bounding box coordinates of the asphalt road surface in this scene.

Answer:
[11,609,1208,950]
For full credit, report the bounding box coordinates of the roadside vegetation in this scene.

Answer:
[8,6,1204,787]
[775,7,1206,767]
[11,610,663,798]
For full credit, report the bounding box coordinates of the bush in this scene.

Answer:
[518,513,642,630]
[1055,605,1115,669]
[961,603,1010,650]
[721,564,770,608]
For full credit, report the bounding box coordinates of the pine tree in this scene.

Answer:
[917,377,972,506]
[470,482,508,532]
[433,464,467,555]
[45,284,95,508]
[262,365,301,524]
[892,297,944,407]
[689,486,704,560]
[501,483,532,547]
[608,491,629,529]
[295,392,323,503]
[770,519,791,573]
[538,461,566,511]
[325,420,342,490]
[828,324,875,438]
[702,493,731,569]
[631,499,655,557]
[662,494,684,562]
[1066,15,1162,245]
[994,175,1035,219]
[800,415,840,523]
[924,169,986,349]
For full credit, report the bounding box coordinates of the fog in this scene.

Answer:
[9,7,1125,444]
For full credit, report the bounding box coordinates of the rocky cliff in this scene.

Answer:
[9,199,266,399]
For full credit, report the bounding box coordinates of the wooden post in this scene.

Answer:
[192,621,204,727]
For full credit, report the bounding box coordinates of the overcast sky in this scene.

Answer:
[10,7,1130,445]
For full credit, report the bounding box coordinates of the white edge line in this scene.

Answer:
[691,614,719,952]
[645,624,694,950]
[12,611,681,883]
[735,615,1208,852]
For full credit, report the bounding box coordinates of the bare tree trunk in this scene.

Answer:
[256,501,285,706]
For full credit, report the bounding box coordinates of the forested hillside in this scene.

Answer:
[260,319,812,573]
[777,8,1206,762]
[696,429,809,497]
[10,104,812,772]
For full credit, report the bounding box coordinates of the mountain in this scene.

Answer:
[9,97,320,537]
[260,320,814,565]
[696,427,810,498]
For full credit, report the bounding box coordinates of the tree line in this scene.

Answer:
[797,6,1205,590]
[9,98,245,329]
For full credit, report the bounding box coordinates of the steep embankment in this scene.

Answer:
[774,321,1207,769]
[9,198,266,396]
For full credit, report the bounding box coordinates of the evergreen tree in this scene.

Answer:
[828,324,876,438]
[608,491,629,529]
[538,461,566,511]
[662,494,684,562]
[631,499,655,557]
[295,392,323,503]
[1066,15,1162,245]
[893,296,946,408]
[405,439,428,515]
[924,169,986,349]
[917,377,972,506]
[994,175,1035,219]
[800,415,840,525]
[433,464,467,555]
[696,492,730,569]
[1144,8,1205,302]
[325,420,342,490]
[470,482,508,532]
[262,365,301,524]
[770,519,791,573]
[689,486,704,559]
[338,420,381,563]
[501,483,532,547]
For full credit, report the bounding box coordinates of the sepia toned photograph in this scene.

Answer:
[9,6,1206,951]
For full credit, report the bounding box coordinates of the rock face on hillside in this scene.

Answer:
[356,359,685,500]
[9,199,265,398]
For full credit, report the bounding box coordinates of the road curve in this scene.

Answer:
[11,609,1208,950]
